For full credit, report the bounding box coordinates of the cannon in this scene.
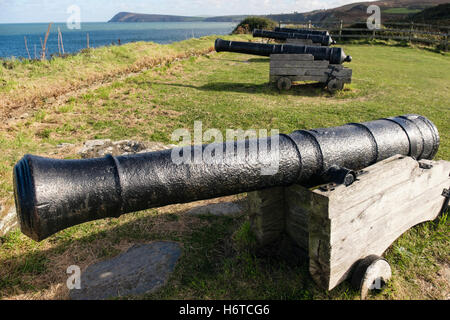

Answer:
[253,29,335,46]
[214,39,351,65]
[274,27,330,36]
[14,115,439,241]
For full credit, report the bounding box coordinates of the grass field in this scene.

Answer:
[0,36,449,300]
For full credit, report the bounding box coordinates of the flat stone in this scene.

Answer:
[69,242,181,300]
[78,140,173,158]
[84,139,111,148]
[186,201,244,217]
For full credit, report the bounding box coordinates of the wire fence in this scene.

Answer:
[279,20,449,50]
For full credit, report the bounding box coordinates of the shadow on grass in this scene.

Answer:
[155,81,329,97]
[0,206,358,300]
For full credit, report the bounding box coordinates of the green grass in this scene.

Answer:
[0,37,449,300]
[0,34,250,116]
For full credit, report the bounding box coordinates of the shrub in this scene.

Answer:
[232,17,277,34]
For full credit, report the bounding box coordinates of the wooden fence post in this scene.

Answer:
[372,28,376,40]
[58,27,65,55]
[40,22,52,60]
[87,33,90,49]
[339,20,343,42]
[308,20,311,29]
[443,33,448,52]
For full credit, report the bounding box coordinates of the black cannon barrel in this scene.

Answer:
[275,27,330,36]
[214,38,351,64]
[253,29,334,46]
[14,115,439,241]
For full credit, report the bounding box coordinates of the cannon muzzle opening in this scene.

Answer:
[14,115,439,241]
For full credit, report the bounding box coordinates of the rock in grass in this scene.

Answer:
[78,139,177,158]
[69,242,181,300]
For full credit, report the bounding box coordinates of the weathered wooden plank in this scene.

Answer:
[248,187,286,247]
[270,54,314,61]
[270,75,329,83]
[270,68,329,76]
[270,60,329,68]
[302,189,331,289]
[285,185,313,251]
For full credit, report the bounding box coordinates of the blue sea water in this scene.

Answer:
[0,22,237,58]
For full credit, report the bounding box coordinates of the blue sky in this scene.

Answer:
[0,0,365,23]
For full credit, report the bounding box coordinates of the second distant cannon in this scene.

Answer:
[214,39,352,92]
[253,29,336,46]
[274,27,330,36]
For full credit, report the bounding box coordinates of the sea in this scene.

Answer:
[0,22,237,59]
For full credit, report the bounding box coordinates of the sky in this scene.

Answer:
[0,0,366,23]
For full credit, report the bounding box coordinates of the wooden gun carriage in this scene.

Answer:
[248,155,450,299]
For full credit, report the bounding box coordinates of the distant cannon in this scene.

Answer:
[274,27,330,36]
[214,38,351,64]
[253,29,335,46]
[14,114,439,241]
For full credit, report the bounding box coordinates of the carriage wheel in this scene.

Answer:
[277,77,292,91]
[351,255,392,300]
[327,79,344,93]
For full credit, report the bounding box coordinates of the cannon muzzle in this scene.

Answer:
[14,115,439,241]
[275,27,330,37]
[253,29,334,46]
[214,38,351,64]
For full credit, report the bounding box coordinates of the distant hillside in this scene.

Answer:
[109,12,246,23]
[109,12,204,22]
[265,0,449,24]
[203,15,249,22]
